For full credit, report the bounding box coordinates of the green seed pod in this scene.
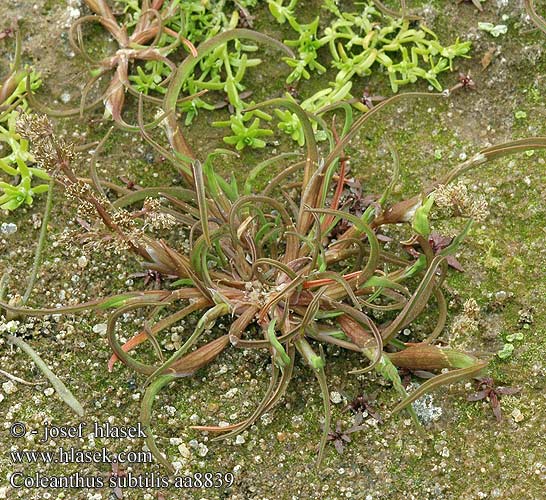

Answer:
[388,344,479,371]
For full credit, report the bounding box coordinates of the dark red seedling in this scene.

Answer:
[286,85,300,99]
[109,461,126,499]
[130,269,165,288]
[458,72,476,90]
[0,25,15,41]
[236,2,255,29]
[118,175,142,191]
[327,420,366,455]
[398,367,436,389]
[404,232,465,271]
[467,377,520,422]
[345,392,382,424]
[359,88,385,109]
[451,72,476,92]
[214,90,253,111]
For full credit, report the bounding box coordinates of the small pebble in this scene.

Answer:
[178,443,191,459]
[330,391,343,404]
[2,381,17,394]
[511,408,524,422]
[495,290,507,301]
[224,388,238,399]
[44,387,55,397]
[0,222,17,235]
[92,323,107,335]
[276,432,288,442]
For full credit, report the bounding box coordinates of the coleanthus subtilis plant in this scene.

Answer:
[3,30,546,471]
[0,114,82,416]
[41,0,278,149]
[0,25,47,210]
[26,0,198,129]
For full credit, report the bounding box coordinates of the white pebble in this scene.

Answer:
[92,323,107,335]
[0,222,17,235]
[224,388,238,399]
[2,381,17,394]
[330,391,343,404]
[178,443,191,459]
[511,408,524,422]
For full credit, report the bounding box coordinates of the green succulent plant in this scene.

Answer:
[109,0,471,150]
[217,113,274,150]
[0,27,46,211]
[266,0,471,144]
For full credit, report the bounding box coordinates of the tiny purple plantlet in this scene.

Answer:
[467,377,520,422]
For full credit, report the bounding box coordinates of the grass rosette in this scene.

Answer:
[2,27,545,472]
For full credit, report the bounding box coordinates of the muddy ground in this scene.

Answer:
[0,1,545,499]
